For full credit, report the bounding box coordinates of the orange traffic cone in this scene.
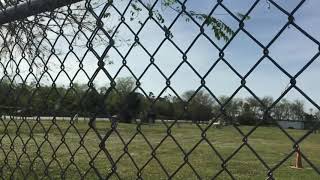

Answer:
[291,147,303,169]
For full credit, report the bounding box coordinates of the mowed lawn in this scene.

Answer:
[0,119,319,179]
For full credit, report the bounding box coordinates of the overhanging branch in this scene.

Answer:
[0,0,83,25]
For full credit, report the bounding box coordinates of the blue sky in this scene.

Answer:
[97,0,319,108]
[19,0,319,110]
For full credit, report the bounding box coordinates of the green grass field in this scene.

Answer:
[0,119,319,179]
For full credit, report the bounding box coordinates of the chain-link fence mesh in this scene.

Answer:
[0,0,319,179]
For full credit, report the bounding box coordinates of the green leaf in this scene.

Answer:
[236,13,251,20]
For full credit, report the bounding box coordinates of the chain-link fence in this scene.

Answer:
[0,0,319,179]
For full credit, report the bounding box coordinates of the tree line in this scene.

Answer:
[0,77,319,125]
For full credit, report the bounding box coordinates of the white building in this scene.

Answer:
[277,120,305,130]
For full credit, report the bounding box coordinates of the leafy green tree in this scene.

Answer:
[316,111,320,120]
[81,85,104,115]
[154,97,174,119]
[119,92,144,123]
[182,90,215,122]
[0,78,13,105]
[290,100,305,121]
[237,96,273,125]
[104,91,121,115]
[237,102,256,125]
[171,96,185,120]
[112,77,145,123]
[245,97,260,117]
[215,96,242,124]
[273,99,291,120]
[116,77,135,97]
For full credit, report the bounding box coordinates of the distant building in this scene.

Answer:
[277,120,305,130]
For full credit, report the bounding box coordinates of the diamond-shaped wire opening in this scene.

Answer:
[200,5,238,48]
[205,59,241,96]
[112,24,136,56]
[89,28,112,58]
[126,45,151,76]
[125,132,153,164]
[187,35,220,76]
[245,57,291,98]
[122,1,150,34]
[91,70,112,88]
[15,153,32,177]
[224,31,263,75]
[271,0,304,13]
[16,59,30,79]
[222,0,258,16]
[184,0,219,24]
[294,0,320,41]
[296,56,320,106]
[99,6,121,32]
[90,149,113,179]
[247,125,294,166]
[139,65,166,96]
[243,0,289,45]
[169,63,201,95]
[70,34,90,60]
[63,164,83,179]
[153,134,186,175]
[153,40,182,77]
[139,158,169,179]
[137,19,166,54]
[79,51,100,79]
[152,0,182,28]
[112,153,139,179]
[52,36,74,58]
[61,53,85,80]
[226,145,270,179]
[101,48,124,78]
[171,163,200,179]
[186,140,224,178]
[168,15,200,52]
[269,26,319,75]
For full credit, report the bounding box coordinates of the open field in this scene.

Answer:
[0,119,319,179]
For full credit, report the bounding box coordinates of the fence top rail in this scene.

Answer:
[0,0,83,25]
